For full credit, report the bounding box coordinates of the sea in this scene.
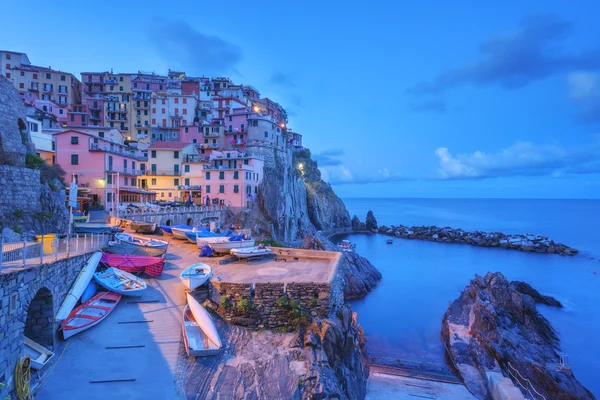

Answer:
[338,198,600,397]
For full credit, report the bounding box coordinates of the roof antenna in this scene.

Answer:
[111,68,113,74]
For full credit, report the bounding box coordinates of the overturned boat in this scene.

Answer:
[182,294,222,357]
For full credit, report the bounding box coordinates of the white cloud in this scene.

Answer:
[567,72,599,99]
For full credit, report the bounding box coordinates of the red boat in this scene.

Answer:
[100,253,165,277]
[61,292,121,339]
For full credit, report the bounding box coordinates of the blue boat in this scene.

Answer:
[186,229,233,244]
[160,224,193,235]
[94,267,147,297]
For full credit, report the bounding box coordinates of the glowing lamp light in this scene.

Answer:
[280,123,286,129]
[253,106,260,112]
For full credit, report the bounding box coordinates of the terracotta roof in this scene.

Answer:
[148,141,193,150]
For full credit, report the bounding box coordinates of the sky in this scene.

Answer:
[3,0,600,198]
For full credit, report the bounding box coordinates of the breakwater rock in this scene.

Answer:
[376,224,578,256]
[442,272,594,399]
[185,306,368,400]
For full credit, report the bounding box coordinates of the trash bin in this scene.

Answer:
[35,234,57,255]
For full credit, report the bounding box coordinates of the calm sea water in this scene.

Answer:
[341,198,600,396]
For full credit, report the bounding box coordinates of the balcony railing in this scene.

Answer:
[145,170,182,176]
[203,131,220,137]
[184,154,210,163]
[89,143,147,161]
[89,105,101,110]
[90,115,101,121]
[224,130,247,135]
[106,167,144,176]
[105,79,118,84]
[42,86,53,92]
[207,143,220,148]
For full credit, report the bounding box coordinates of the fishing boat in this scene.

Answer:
[131,220,157,234]
[72,214,89,223]
[231,246,274,259]
[171,226,196,240]
[182,293,222,356]
[100,253,165,277]
[56,252,102,322]
[187,228,231,244]
[94,267,147,297]
[159,224,192,235]
[386,238,393,244]
[210,237,255,253]
[73,220,119,234]
[61,292,121,339]
[337,240,356,252]
[24,337,54,370]
[180,263,212,291]
[109,233,169,257]
[195,231,235,248]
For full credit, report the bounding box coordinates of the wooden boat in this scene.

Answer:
[171,226,196,240]
[183,293,222,356]
[131,220,157,234]
[56,252,102,322]
[61,292,121,339]
[24,337,54,370]
[100,253,165,277]
[195,233,236,249]
[210,239,255,253]
[104,243,167,257]
[73,221,118,234]
[187,229,231,244]
[112,233,169,255]
[231,246,274,259]
[180,263,212,291]
[160,224,191,235]
[94,267,147,297]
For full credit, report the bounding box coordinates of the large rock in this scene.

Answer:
[365,211,377,231]
[184,306,369,400]
[442,272,594,400]
[339,250,382,300]
[511,281,563,308]
[351,215,366,231]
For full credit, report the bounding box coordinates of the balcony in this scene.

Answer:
[203,131,220,137]
[89,105,102,111]
[170,114,183,119]
[208,143,220,149]
[145,170,182,176]
[30,83,39,91]
[224,129,247,135]
[90,115,101,121]
[42,86,53,93]
[106,115,127,121]
[58,88,68,94]
[89,143,147,160]
[105,78,118,84]
[184,154,210,163]
[106,166,144,176]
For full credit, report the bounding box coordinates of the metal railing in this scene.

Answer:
[119,204,227,217]
[507,362,546,400]
[0,233,110,270]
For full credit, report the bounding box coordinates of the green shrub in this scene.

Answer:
[26,153,44,170]
[219,295,231,309]
[41,163,66,185]
[13,209,23,218]
[256,238,285,247]
[236,297,252,315]
[276,296,289,308]
[309,297,318,307]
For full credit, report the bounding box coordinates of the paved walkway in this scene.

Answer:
[35,241,200,400]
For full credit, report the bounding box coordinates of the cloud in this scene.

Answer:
[318,163,412,185]
[410,100,447,114]
[566,71,600,123]
[435,140,600,179]
[409,15,600,95]
[268,71,295,88]
[147,18,242,74]
[313,149,345,167]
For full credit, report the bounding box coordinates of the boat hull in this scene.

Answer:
[100,253,165,277]
[230,247,274,259]
[172,227,193,240]
[24,337,54,370]
[94,267,147,297]
[73,223,117,234]
[210,240,256,253]
[104,244,167,257]
[56,252,102,322]
[180,263,212,291]
[62,292,121,339]
[183,294,222,356]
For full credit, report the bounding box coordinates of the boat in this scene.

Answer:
[337,240,356,252]
[131,220,157,234]
[186,228,231,244]
[73,220,119,234]
[109,233,169,257]
[72,214,89,223]
[210,237,256,253]
[159,224,192,235]
[195,231,235,248]
[386,238,393,244]
[56,252,102,322]
[81,281,97,303]
[231,246,274,259]
[61,292,122,339]
[182,293,222,356]
[24,337,54,370]
[104,243,167,257]
[171,226,196,240]
[100,253,165,277]
[180,263,212,291]
[94,267,147,297]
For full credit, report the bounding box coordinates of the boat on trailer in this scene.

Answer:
[61,292,122,339]
[94,267,147,297]
[182,294,222,356]
[23,337,54,370]
[230,246,274,259]
[180,263,212,291]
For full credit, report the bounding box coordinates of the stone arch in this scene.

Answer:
[24,287,54,349]
[166,219,173,226]
[187,217,193,226]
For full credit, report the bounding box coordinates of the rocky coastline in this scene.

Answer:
[443,272,594,399]
[369,221,578,256]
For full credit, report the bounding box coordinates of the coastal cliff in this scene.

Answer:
[442,272,594,399]
[185,306,368,400]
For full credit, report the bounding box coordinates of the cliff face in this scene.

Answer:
[442,272,594,400]
[185,306,368,400]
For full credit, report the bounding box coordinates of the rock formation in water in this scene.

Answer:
[185,306,368,400]
[365,211,377,232]
[377,224,578,256]
[442,272,594,400]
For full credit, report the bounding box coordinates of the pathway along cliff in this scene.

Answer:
[443,272,594,399]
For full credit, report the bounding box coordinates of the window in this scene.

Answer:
[107,174,112,184]
[175,107,179,114]
[184,127,189,133]
[219,185,224,193]
[19,83,24,89]
[152,178,157,185]
[192,139,197,144]
[152,108,156,113]
[233,171,239,179]
[183,109,187,115]
[33,73,37,79]
[161,108,165,113]
[131,178,136,186]
[5,54,10,59]
[219,171,224,179]
[119,76,123,82]
[61,75,66,81]
[134,83,138,88]
[71,154,79,165]
[265,131,268,138]
[174,178,179,186]
[174,151,179,159]
[206,185,210,193]
[255,186,258,194]
[5,72,10,78]
[185,178,190,186]
[71,136,78,144]
[234,185,239,193]
[107,192,112,202]
[184,165,190,172]
[228,116,232,122]
[124,159,128,169]
[174,98,179,104]
[110,85,114,90]
[46,73,51,79]
[20,71,24,76]
[99,132,104,138]
[162,99,165,105]
[244,159,249,165]
[152,118,156,125]
[151,150,156,158]
[119,86,123,91]
[159,85,163,90]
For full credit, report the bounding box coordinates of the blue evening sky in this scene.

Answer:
[3,0,600,198]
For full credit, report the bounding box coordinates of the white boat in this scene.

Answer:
[210,239,255,253]
[171,226,196,240]
[337,239,356,252]
[94,267,147,297]
[73,218,119,234]
[183,293,222,357]
[231,246,274,259]
[61,292,121,339]
[114,233,169,250]
[196,235,230,249]
[56,252,102,322]
[24,337,54,370]
[180,263,212,291]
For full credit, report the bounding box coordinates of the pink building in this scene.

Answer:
[54,128,152,209]
[66,105,90,127]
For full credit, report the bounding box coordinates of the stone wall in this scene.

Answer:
[0,252,95,398]
[120,209,227,228]
[0,76,35,166]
